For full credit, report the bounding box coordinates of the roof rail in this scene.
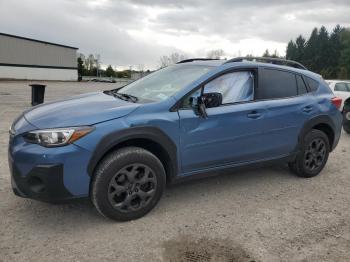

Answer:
[176,58,221,64]
[224,57,307,70]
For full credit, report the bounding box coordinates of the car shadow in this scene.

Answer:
[13,163,294,229]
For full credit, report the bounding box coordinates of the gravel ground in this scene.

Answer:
[0,81,350,262]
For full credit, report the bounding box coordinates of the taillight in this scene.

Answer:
[331,97,342,110]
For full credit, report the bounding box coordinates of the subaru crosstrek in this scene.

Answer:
[8,57,343,221]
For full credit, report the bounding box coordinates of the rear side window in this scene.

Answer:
[335,82,350,92]
[257,69,297,100]
[305,77,319,92]
[296,75,308,95]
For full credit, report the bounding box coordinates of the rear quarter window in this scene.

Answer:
[296,75,308,95]
[256,68,298,100]
[305,77,319,92]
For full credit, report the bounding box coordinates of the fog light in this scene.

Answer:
[27,176,45,193]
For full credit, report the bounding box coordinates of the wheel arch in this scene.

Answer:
[298,115,336,152]
[87,127,178,184]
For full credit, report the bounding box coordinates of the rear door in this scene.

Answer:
[255,67,315,157]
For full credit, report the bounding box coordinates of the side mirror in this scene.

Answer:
[189,95,208,117]
[202,92,222,108]
[190,96,201,115]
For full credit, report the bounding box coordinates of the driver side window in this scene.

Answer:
[203,71,254,104]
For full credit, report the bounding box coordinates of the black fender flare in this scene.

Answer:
[297,114,336,151]
[87,126,178,180]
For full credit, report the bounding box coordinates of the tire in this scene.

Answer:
[91,147,166,221]
[288,129,330,178]
[343,109,350,134]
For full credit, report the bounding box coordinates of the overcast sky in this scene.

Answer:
[1,0,349,69]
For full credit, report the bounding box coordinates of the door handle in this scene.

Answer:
[247,111,262,119]
[303,106,313,113]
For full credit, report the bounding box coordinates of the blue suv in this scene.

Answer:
[8,57,343,221]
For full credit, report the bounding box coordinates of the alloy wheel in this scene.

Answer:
[304,138,327,171]
[107,163,157,212]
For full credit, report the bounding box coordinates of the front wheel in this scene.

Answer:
[288,129,330,178]
[91,147,166,221]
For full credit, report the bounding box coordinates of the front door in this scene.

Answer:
[178,70,270,174]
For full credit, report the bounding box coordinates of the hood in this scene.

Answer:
[24,92,140,128]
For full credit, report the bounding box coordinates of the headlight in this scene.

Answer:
[23,126,94,147]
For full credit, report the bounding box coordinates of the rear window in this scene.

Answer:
[256,68,297,100]
[335,82,350,92]
[305,77,319,92]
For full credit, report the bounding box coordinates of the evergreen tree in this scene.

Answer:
[77,57,85,78]
[286,40,297,60]
[105,65,116,77]
[328,25,345,78]
[295,35,306,62]
[318,26,332,77]
[304,28,319,72]
[262,49,270,57]
[339,29,350,79]
[286,25,350,79]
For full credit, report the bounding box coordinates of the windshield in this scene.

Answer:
[116,64,214,102]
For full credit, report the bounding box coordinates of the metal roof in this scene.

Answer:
[0,32,78,50]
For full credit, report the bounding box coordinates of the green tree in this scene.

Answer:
[318,26,331,77]
[287,25,350,79]
[77,56,85,80]
[286,40,297,60]
[328,25,345,78]
[262,49,270,57]
[304,28,319,71]
[338,29,350,79]
[262,49,280,58]
[295,35,306,62]
[105,65,116,77]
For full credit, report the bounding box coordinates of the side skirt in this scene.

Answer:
[171,153,297,185]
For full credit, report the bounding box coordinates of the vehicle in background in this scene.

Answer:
[90,78,116,83]
[326,80,350,133]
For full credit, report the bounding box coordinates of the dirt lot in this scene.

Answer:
[0,81,350,262]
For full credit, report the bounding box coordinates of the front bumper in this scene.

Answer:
[10,163,73,202]
[8,134,92,203]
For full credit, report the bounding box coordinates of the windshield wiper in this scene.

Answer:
[110,91,138,102]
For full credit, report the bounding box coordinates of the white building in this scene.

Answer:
[0,33,78,81]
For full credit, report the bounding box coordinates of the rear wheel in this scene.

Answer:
[91,147,166,221]
[288,129,330,178]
